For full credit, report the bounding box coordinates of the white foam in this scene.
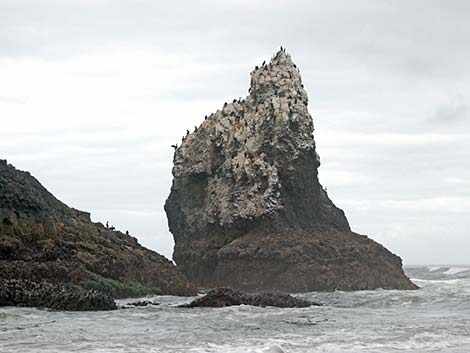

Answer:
[427,266,443,272]
[443,267,469,275]
[256,345,286,353]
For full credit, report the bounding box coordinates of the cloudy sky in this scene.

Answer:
[1,0,469,264]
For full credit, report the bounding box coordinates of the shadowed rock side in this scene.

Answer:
[165,50,417,292]
[181,287,317,308]
[0,160,196,299]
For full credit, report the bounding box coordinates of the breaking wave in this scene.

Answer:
[1,265,469,353]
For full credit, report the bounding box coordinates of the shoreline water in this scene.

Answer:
[1,266,469,353]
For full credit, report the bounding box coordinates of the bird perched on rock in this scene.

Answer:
[186,129,190,135]
[171,144,178,150]
[194,126,198,132]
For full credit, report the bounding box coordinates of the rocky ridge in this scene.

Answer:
[0,159,196,304]
[165,49,417,292]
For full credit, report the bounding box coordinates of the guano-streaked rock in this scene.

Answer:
[165,49,417,292]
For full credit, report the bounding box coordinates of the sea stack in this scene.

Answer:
[165,50,417,292]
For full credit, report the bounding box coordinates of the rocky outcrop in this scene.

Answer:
[0,160,197,301]
[124,299,160,307]
[165,49,417,292]
[181,287,317,308]
[0,279,116,311]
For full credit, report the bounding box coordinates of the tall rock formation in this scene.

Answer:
[0,159,196,298]
[165,50,417,292]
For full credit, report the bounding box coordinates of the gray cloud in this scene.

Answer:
[1,0,469,264]
[430,101,469,124]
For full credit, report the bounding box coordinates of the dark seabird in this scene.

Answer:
[205,115,207,120]
[171,144,178,150]
[194,126,198,132]
[186,129,190,135]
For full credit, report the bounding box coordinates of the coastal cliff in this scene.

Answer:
[0,159,196,301]
[165,50,417,292]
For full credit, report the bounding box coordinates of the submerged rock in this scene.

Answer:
[181,287,317,308]
[125,300,160,307]
[165,50,417,292]
[0,279,116,311]
[0,160,197,300]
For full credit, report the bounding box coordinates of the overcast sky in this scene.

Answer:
[1,0,469,265]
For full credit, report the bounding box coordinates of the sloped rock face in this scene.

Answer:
[165,50,417,292]
[0,160,196,299]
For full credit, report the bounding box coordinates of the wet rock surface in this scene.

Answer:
[0,279,116,311]
[0,160,197,303]
[181,287,318,308]
[165,50,417,292]
[125,300,160,307]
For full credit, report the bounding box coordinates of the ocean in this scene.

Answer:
[1,266,469,353]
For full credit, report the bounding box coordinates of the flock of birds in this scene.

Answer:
[171,47,300,151]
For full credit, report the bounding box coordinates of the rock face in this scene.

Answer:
[181,287,316,308]
[165,50,417,292]
[0,279,117,311]
[0,160,196,300]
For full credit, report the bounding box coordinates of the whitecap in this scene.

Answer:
[443,267,470,275]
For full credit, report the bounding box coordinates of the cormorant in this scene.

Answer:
[186,129,190,135]
[194,126,198,132]
[205,115,207,120]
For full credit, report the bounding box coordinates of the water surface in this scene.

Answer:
[1,266,469,352]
